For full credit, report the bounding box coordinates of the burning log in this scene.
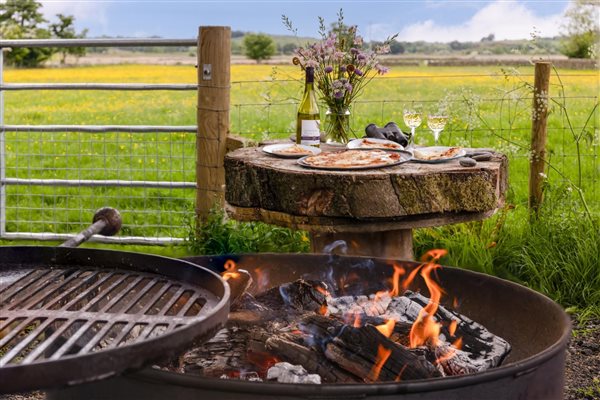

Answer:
[300,315,441,382]
[255,279,329,313]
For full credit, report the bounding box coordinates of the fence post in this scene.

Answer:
[528,61,551,217]
[196,26,231,222]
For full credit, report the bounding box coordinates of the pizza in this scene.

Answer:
[301,150,403,169]
[413,147,463,161]
[272,144,314,156]
[357,139,403,150]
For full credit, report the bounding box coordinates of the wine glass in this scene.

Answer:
[427,114,448,145]
[403,105,422,148]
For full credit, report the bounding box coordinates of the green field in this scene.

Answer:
[2,64,599,314]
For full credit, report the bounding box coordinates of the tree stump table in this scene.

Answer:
[224,144,507,260]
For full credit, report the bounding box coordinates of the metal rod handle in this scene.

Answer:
[59,208,122,248]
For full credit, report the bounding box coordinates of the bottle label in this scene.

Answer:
[301,120,320,146]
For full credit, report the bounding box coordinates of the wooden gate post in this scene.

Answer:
[528,61,551,217]
[196,26,231,222]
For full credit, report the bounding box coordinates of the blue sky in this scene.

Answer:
[40,0,571,42]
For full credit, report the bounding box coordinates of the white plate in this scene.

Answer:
[262,143,321,159]
[411,146,467,163]
[347,138,405,151]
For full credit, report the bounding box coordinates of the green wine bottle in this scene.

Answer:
[296,66,320,147]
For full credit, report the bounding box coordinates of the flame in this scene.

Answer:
[435,337,463,365]
[222,271,240,281]
[449,320,458,337]
[452,297,459,308]
[394,364,408,382]
[389,264,405,296]
[375,319,395,338]
[409,250,447,349]
[315,285,330,297]
[224,259,236,271]
[367,345,392,382]
[402,265,422,291]
[353,313,362,328]
[318,303,328,316]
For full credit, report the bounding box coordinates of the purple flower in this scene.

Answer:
[344,83,353,93]
[354,68,364,76]
[324,66,333,73]
[357,53,367,61]
[375,63,389,75]
[306,59,318,68]
[339,66,347,72]
[350,47,359,55]
[334,90,344,99]
[332,79,343,89]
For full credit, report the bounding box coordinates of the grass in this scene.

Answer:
[2,63,599,315]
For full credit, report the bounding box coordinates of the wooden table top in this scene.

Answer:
[224,144,507,233]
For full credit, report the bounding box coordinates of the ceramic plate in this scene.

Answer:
[263,144,321,159]
[297,149,412,170]
[411,146,467,164]
[347,138,405,151]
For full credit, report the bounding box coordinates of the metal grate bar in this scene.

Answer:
[77,321,123,354]
[48,319,96,360]
[0,38,197,48]
[0,125,197,133]
[0,83,197,91]
[107,321,135,347]
[120,279,164,313]
[158,286,187,316]
[0,270,43,304]
[3,269,72,310]
[81,274,131,312]
[43,270,104,310]
[136,282,173,315]
[2,178,196,189]
[178,292,203,317]
[101,276,145,313]
[0,317,54,366]
[0,317,33,348]
[57,272,118,311]
[21,318,81,364]
[17,269,88,310]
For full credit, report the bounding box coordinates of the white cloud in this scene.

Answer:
[40,1,109,32]
[399,0,567,43]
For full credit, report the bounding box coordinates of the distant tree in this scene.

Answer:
[281,42,296,55]
[243,33,276,63]
[389,40,405,54]
[0,0,55,67]
[50,14,88,64]
[560,0,599,58]
[480,33,495,42]
[231,30,245,38]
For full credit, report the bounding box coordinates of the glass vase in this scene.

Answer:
[325,107,352,144]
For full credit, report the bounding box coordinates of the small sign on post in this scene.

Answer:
[528,61,551,217]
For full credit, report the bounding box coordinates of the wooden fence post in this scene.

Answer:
[528,61,551,217]
[196,26,231,223]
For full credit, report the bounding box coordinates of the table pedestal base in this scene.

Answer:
[310,229,414,260]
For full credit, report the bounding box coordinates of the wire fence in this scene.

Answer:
[1,51,598,245]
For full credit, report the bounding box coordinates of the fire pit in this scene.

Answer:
[44,253,571,400]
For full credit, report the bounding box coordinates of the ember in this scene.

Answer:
[171,252,511,384]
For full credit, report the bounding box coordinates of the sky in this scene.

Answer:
[39,0,572,43]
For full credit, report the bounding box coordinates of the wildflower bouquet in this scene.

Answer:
[285,10,397,143]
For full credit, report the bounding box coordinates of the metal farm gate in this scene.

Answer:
[0,28,231,245]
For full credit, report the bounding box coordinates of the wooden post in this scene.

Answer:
[196,26,231,222]
[528,61,551,216]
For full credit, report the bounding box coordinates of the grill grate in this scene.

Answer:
[0,266,215,367]
[0,247,229,394]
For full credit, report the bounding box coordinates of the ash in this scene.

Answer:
[267,362,321,384]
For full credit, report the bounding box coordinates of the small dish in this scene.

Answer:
[262,143,321,159]
[347,138,405,151]
[411,146,467,163]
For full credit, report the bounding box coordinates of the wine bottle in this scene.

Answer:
[296,66,320,147]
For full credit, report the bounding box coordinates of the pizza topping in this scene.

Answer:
[272,144,314,156]
[413,147,462,160]
[302,150,402,168]
[358,139,402,150]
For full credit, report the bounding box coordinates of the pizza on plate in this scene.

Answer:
[357,139,403,150]
[272,144,314,156]
[413,147,463,161]
[301,150,402,169]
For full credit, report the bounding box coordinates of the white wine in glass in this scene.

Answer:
[403,109,422,148]
[427,114,448,145]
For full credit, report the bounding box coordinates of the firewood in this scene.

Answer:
[300,315,441,382]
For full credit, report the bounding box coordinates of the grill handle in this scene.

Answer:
[59,207,122,248]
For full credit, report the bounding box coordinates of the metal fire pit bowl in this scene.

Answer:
[47,253,570,400]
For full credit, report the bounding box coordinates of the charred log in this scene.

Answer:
[300,315,441,382]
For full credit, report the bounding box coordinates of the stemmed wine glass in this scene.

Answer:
[427,114,448,145]
[403,105,422,148]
